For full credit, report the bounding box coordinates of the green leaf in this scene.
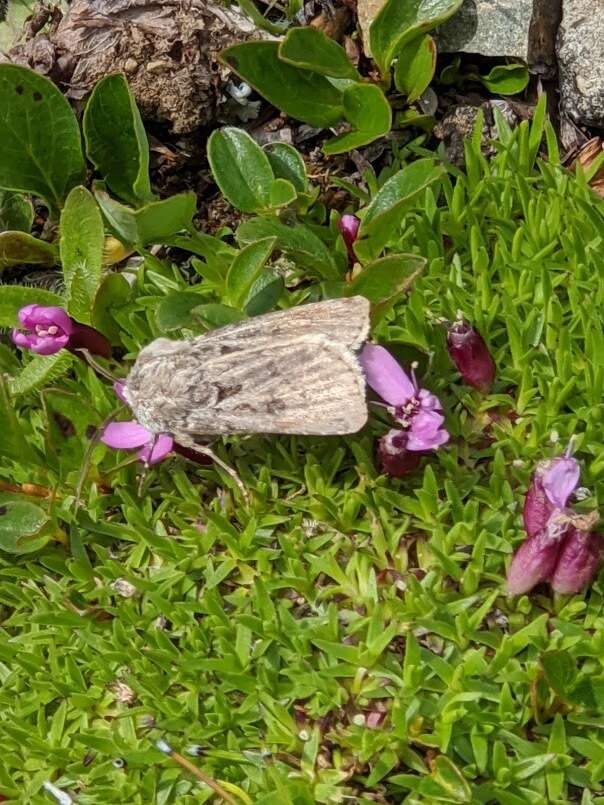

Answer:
[91,272,131,344]
[235,0,288,34]
[221,41,344,128]
[60,186,104,324]
[369,0,463,77]
[244,270,284,316]
[0,501,49,554]
[83,73,153,205]
[357,158,445,259]
[0,231,57,270]
[269,178,297,208]
[346,253,425,303]
[264,143,307,192]
[394,34,437,103]
[191,303,246,330]
[0,64,85,215]
[9,351,73,396]
[226,237,276,308]
[0,285,63,328]
[156,291,206,332]
[569,678,604,712]
[0,190,33,233]
[237,216,341,279]
[0,374,38,464]
[134,193,197,245]
[323,83,392,155]
[94,186,196,246]
[480,64,529,95]
[279,27,360,79]
[208,127,274,214]
[541,651,577,698]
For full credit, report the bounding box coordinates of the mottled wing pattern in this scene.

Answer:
[126,297,370,436]
[198,296,370,351]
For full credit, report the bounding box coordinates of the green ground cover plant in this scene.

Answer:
[1,65,604,803]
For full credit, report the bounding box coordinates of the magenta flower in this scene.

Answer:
[11,304,111,358]
[12,305,74,355]
[550,529,603,595]
[508,446,602,596]
[360,343,449,475]
[446,318,495,393]
[338,214,360,263]
[523,455,580,537]
[102,381,173,464]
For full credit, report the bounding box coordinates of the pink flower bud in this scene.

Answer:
[377,430,422,477]
[550,528,603,595]
[507,513,569,595]
[338,214,360,263]
[446,319,495,393]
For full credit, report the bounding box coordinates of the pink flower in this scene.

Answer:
[360,344,449,475]
[11,304,111,358]
[523,455,580,537]
[12,305,74,355]
[101,381,173,464]
[507,513,569,595]
[550,529,603,594]
[446,318,495,393]
[508,447,602,596]
[338,214,360,263]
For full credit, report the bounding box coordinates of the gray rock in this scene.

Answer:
[438,0,560,65]
[557,0,604,127]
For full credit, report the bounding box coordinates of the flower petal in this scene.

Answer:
[418,389,442,411]
[101,421,152,449]
[138,434,173,464]
[550,528,603,594]
[28,334,70,355]
[19,305,73,334]
[407,410,449,451]
[359,343,415,405]
[542,457,580,509]
[113,381,129,405]
[11,329,35,349]
[507,525,566,595]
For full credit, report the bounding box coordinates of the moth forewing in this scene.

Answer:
[124,297,371,437]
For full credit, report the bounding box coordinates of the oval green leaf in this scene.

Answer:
[60,186,104,324]
[0,231,57,271]
[221,41,344,128]
[264,143,307,192]
[9,352,73,397]
[279,27,360,79]
[83,73,153,205]
[0,500,50,554]
[208,127,274,214]
[323,83,392,155]
[369,0,463,78]
[226,237,276,308]
[480,64,530,95]
[394,34,437,103]
[346,253,425,303]
[0,64,85,215]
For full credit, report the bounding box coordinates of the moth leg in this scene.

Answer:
[175,436,249,503]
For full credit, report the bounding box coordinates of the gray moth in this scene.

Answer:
[122,296,371,441]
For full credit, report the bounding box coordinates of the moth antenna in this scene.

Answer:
[176,439,249,504]
[72,348,119,382]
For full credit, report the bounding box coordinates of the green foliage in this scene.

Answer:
[394,34,437,103]
[0,230,57,270]
[0,64,85,215]
[369,0,463,78]
[279,26,360,79]
[0,189,33,233]
[3,73,604,805]
[323,83,392,155]
[60,186,105,324]
[83,73,154,206]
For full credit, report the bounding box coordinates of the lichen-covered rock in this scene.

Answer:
[557,0,604,127]
[437,0,560,66]
[8,0,263,133]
